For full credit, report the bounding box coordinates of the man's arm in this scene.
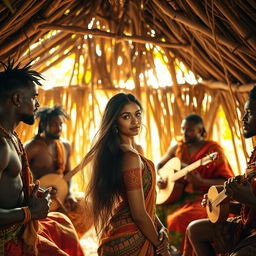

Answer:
[156,144,177,172]
[225,177,256,210]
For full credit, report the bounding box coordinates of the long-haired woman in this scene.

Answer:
[77,93,170,255]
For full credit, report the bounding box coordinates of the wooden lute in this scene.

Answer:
[156,152,218,205]
[206,172,256,223]
[206,185,230,223]
[39,157,90,211]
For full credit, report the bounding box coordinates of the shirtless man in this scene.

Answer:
[0,61,84,255]
[25,106,92,237]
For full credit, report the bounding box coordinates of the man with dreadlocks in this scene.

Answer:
[24,106,93,238]
[0,60,84,255]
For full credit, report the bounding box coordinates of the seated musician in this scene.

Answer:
[156,114,234,254]
[24,106,93,238]
[0,61,84,255]
[184,87,256,256]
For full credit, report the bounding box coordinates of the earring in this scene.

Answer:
[114,127,118,134]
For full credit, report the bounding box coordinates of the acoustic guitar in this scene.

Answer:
[39,157,90,211]
[156,152,218,205]
[206,172,256,223]
[206,185,230,223]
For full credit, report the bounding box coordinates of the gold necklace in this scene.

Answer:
[0,123,23,155]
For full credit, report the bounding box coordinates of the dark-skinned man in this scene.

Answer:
[184,86,256,256]
[0,61,84,255]
[156,114,234,255]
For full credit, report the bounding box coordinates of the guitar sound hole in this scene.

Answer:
[208,201,212,212]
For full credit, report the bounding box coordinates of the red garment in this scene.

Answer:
[176,140,234,193]
[5,212,84,256]
[166,140,234,251]
[2,136,84,256]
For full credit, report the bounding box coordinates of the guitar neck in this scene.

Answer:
[63,154,92,181]
[212,190,227,207]
[170,157,208,182]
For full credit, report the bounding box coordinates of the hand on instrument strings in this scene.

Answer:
[201,193,208,207]
[28,180,52,220]
[185,171,203,186]
[157,176,167,189]
[224,177,256,205]
[64,194,77,211]
[49,187,57,199]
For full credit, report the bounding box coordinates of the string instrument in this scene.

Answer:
[206,171,256,223]
[39,157,89,211]
[156,152,218,205]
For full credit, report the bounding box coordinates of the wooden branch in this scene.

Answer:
[214,0,256,50]
[152,0,253,55]
[0,0,35,35]
[201,80,254,92]
[39,23,189,50]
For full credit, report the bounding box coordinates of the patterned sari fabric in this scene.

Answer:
[98,146,157,256]
[2,145,84,256]
[156,140,234,251]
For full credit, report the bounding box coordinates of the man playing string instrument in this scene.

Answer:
[156,114,234,254]
[24,106,93,238]
[184,86,256,256]
[0,60,84,255]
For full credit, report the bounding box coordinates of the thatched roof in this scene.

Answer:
[1,0,255,85]
[1,0,256,175]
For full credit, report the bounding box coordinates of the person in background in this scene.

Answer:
[184,86,256,256]
[0,60,84,255]
[156,114,234,255]
[24,105,93,238]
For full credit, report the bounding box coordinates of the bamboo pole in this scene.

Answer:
[39,24,189,50]
[152,0,253,55]
[214,0,256,50]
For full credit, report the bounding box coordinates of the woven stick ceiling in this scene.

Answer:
[0,0,256,86]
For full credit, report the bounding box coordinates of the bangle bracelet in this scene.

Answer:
[21,207,31,224]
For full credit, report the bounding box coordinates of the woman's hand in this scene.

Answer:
[156,227,170,255]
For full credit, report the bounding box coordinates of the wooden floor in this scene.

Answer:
[80,226,98,255]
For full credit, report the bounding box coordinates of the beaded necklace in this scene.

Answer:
[0,123,23,155]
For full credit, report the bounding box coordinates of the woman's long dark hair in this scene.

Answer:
[75,93,142,234]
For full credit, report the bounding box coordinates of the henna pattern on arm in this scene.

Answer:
[123,168,142,191]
